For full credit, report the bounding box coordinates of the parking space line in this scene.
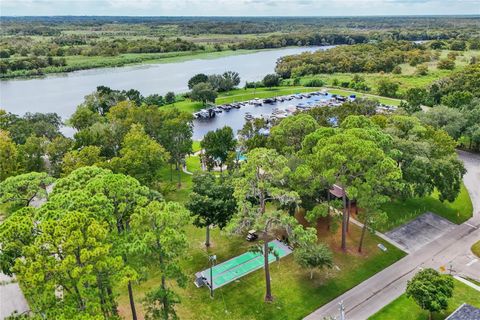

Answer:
[466,259,478,267]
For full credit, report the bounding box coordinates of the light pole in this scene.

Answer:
[209,255,217,299]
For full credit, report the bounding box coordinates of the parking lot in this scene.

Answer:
[385,212,456,252]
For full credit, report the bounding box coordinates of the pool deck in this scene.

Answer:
[195,240,292,290]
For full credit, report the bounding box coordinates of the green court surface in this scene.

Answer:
[195,240,292,290]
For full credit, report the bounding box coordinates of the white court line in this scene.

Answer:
[466,259,478,267]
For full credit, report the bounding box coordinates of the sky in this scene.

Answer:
[1,0,479,16]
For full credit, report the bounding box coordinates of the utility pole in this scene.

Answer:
[209,255,217,299]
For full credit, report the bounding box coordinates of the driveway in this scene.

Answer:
[385,212,456,252]
[457,150,480,220]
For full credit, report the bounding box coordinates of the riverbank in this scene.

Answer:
[165,86,402,114]
[0,48,270,79]
[0,46,324,119]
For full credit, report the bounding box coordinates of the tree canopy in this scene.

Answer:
[406,268,454,320]
[186,172,236,247]
[200,126,237,172]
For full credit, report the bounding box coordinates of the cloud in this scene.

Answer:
[1,0,479,16]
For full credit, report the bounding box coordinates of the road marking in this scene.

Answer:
[466,259,478,267]
[465,222,479,229]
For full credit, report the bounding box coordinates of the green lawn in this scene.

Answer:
[65,49,267,69]
[289,50,480,98]
[164,85,401,114]
[117,221,405,320]
[369,279,480,320]
[164,86,324,113]
[186,155,202,173]
[472,241,480,258]
[326,88,402,106]
[215,86,321,104]
[154,154,202,203]
[192,141,202,153]
[379,183,473,232]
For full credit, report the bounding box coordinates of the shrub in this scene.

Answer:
[304,79,325,87]
[377,78,399,98]
[415,64,429,76]
[392,65,402,74]
[438,59,455,70]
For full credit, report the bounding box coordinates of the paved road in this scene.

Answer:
[0,187,53,319]
[0,273,29,319]
[305,151,480,320]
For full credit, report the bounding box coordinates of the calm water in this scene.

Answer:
[193,93,334,140]
[0,46,332,137]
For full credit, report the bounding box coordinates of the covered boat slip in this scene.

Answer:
[195,240,292,290]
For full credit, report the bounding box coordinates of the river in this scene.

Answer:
[0,46,331,137]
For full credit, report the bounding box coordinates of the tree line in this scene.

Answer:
[3,16,479,37]
[401,63,480,151]
[275,41,435,78]
[0,86,184,185]
[186,71,241,105]
[0,167,189,320]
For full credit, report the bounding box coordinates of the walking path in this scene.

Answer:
[305,150,480,320]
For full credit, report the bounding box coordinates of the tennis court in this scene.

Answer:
[195,240,292,290]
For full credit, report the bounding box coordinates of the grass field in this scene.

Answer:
[472,241,480,258]
[65,49,264,69]
[369,279,480,320]
[379,184,473,232]
[290,49,480,98]
[117,220,405,320]
[326,88,402,106]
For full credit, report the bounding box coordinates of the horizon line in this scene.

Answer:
[2,14,480,18]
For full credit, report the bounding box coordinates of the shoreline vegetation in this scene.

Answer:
[0,48,267,79]
[163,86,402,115]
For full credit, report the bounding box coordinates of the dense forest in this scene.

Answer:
[1,16,479,77]
[2,16,480,36]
